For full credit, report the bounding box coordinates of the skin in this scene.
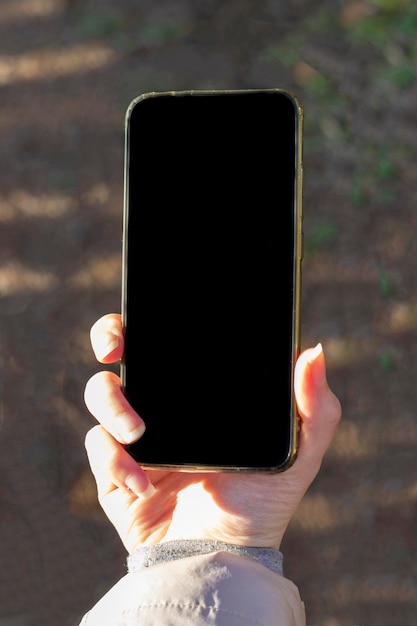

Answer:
[84,313,341,554]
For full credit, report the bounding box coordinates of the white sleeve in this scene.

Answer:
[78,551,306,626]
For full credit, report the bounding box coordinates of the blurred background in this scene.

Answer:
[1,0,417,624]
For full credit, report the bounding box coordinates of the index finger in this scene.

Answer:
[90,313,124,363]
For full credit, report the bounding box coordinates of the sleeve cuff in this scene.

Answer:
[127,539,284,576]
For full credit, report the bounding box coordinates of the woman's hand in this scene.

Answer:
[84,314,341,553]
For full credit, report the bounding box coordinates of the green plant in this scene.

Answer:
[139,22,185,46]
[378,349,396,371]
[80,12,126,38]
[351,175,367,208]
[378,263,394,296]
[375,146,396,180]
[304,221,338,257]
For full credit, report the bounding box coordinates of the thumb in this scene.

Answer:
[294,343,342,472]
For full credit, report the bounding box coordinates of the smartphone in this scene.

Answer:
[121,89,303,472]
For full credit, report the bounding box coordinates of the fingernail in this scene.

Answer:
[125,474,155,499]
[115,412,145,444]
[95,331,119,361]
[309,342,323,360]
[309,343,326,388]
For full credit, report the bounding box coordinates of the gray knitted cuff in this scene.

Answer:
[127,539,283,576]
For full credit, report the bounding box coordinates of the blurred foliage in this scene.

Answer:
[304,221,338,258]
[378,263,395,297]
[80,11,126,37]
[350,175,366,208]
[378,349,397,371]
[350,0,417,53]
[78,8,186,52]
[375,146,396,181]
[260,1,417,260]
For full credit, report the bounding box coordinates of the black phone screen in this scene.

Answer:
[122,90,302,471]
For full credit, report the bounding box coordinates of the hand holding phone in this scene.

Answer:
[85,317,341,554]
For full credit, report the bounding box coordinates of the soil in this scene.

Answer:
[1,1,417,625]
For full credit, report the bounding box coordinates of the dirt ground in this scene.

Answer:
[1,1,417,624]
